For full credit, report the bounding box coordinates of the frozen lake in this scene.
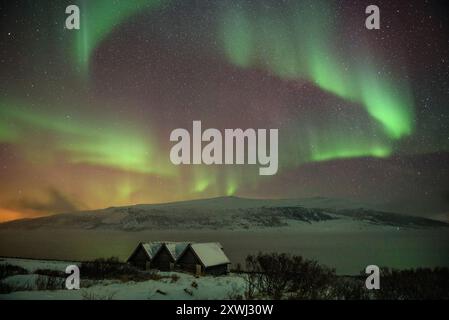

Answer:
[1,225,448,275]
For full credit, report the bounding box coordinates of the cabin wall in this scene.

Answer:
[151,247,174,271]
[128,246,150,270]
[177,248,201,273]
[205,264,229,276]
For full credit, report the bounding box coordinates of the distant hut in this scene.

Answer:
[176,242,231,275]
[126,242,163,270]
[151,242,190,271]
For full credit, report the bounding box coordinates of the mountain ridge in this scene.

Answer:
[0,196,447,231]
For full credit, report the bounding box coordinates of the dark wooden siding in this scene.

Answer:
[151,246,174,271]
[177,247,202,273]
[128,245,150,269]
[205,264,230,276]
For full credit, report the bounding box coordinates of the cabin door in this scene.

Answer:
[195,264,202,276]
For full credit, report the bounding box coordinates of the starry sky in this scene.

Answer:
[1,0,448,222]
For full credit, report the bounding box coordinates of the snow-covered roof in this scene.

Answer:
[141,242,163,259]
[164,242,190,261]
[127,242,163,262]
[129,241,231,267]
[189,242,230,268]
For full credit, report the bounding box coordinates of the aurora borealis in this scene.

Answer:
[1,0,448,222]
[220,1,415,140]
[72,0,169,75]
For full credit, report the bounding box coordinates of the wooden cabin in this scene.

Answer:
[126,242,163,270]
[127,241,231,275]
[151,242,189,271]
[176,242,231,275]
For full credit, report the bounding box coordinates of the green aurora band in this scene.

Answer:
[72,0,168,75]
[0,101,173,176]
[219,0,414,153]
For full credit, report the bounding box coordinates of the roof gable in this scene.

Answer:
[141,242,163,259]
[164,242,190,261]
[127,242,163,262]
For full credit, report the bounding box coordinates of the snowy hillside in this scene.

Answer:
[0,196,447,231]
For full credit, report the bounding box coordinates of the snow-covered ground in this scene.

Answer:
[0,257,79,272]
[0,258,245,300]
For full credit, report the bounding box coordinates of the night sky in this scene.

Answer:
[1,0,448,222]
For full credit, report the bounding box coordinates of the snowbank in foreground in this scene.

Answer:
[0,258,245,300]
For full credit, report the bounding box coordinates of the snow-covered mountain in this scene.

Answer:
[0,196,447,231]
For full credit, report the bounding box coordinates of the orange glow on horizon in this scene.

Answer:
[0,208,29,223]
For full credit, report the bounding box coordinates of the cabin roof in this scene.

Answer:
[128,241,231,268]
[126,241,164,262]
[188,242,230,268]
[128,241,190,262]
[141,242,164,259]
[163,242,190,261]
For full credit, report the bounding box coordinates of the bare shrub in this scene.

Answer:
[244,272,257,300]
[35,275,64,291]
[34,269,66,278]
[0,281,12,294]
[331,276,370,300]
[170,274,180,283]
[245,252,336,299]
[80,257,127,279]
[373,267,449,300]
[80,257,162,282]
[0,264,28,280]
